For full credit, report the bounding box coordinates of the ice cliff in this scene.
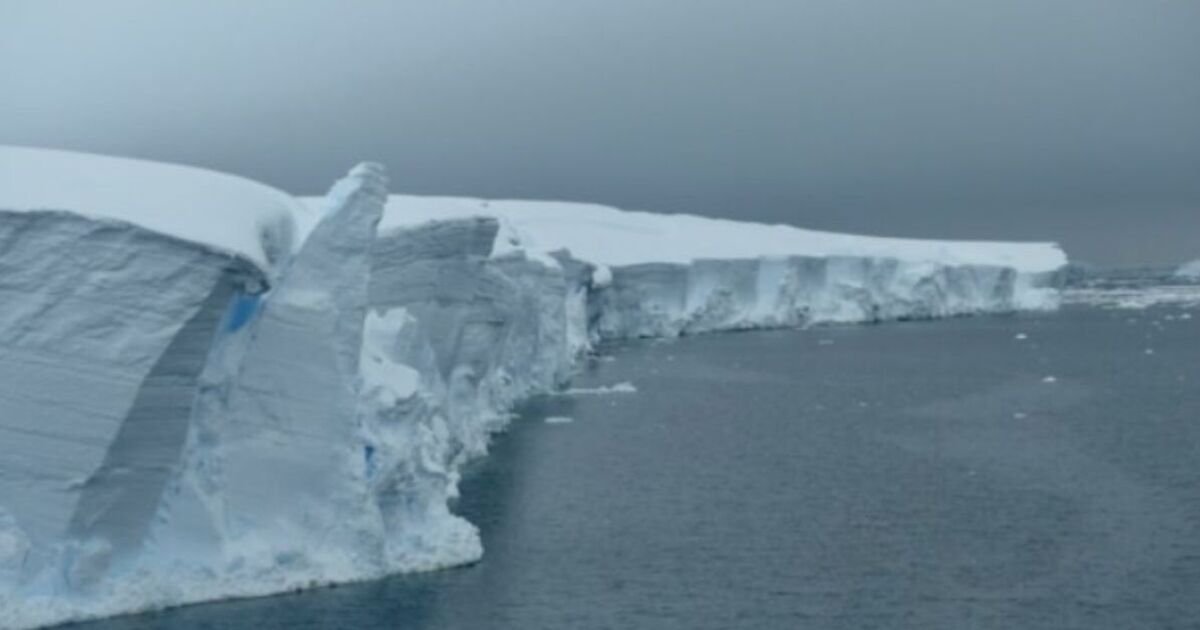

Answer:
[0,147,1066,628]
[379,196,1065,338]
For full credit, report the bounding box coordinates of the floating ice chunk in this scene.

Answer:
[544,416,574,425]
[1014,333,1028,340]
[559,382,638,395]
[1145,348,1155,355]
[1042,375,1058,383]
[1012,412,1028,419]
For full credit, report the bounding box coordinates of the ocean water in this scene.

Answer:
[82,303,1200,629]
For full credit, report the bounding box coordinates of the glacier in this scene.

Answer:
[0,146,1066,628]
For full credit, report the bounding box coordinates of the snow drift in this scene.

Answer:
[1,147,1066,628]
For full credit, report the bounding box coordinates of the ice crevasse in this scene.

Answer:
[0,146,1066,628]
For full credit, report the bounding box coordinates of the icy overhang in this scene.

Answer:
[0,146,305,272]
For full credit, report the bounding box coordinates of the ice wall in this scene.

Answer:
[377,195,1065,339]
[592,256,1050,339]
[358,217,588,572]
[0,212,267,625]
[0,163,399,628]
[156,162,389,575]
[1,150,1068,628]
[0,209,266,574]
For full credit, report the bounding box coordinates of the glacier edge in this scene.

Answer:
[0,158,1067,629]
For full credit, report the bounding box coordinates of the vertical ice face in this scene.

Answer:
[593,263,690,338]
[490,253,578,394]
[0,210,267,589]
[175,163,388,572]
[374,194,1066,339]
[1,151,1070,629]
[362,217,507,570]
[551,251,597,360]
[356,218,595,572]
[589,255,1043,338]
[64,278,241,570]
[683,259,761,331]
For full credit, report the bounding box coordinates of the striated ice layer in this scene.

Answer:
[358,217,590,573]
[591,256,1058,339]
[0,216,265,625]
[372,195,1065,340]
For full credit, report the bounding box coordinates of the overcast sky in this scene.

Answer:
[2,1,1198,266]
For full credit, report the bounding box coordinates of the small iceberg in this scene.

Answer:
[558,382,638,396]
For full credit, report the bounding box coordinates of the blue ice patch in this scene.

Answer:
[364,444,376,477]
[224,293,261,332]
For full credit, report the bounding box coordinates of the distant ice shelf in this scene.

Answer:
[1175,259,1200,280]
[1063,286,1200,310]
[334,195,1065,339]
[0,146,1067,629]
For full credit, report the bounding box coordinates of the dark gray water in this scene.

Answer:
[82,304,1200,629]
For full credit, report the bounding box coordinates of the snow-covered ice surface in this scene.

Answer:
[2,148,1067,629]
[0,146,306,271]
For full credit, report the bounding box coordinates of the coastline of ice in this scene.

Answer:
[1,147,1068,628]
[1063,286,1200,310]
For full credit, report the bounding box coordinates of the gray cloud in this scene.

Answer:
[2,0,1198,266]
